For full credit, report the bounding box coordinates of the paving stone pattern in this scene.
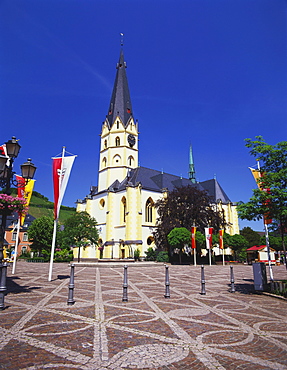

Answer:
[1,262,287,369]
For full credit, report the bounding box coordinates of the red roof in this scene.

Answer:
[247,245,266,251]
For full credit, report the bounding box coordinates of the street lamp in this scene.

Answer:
[0,137,36,310]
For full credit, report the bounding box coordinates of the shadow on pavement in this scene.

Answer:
[6,276,42,294]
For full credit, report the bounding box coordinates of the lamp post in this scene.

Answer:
[0,137,36,310]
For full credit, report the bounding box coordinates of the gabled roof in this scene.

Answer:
[106,49,133,129]
[200,179,231,204]
[107,166,204,193]
[0,212,35,230]
[247,245,276,252]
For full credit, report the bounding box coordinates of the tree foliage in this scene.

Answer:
[167,227,191,249]
[167,227,191,264]
[237,136,287,258]
[61,211,99,262]
[154,185,226,251]
[28,216,56,254]
[240,227,261,248]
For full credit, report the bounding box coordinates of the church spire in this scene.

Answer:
[107,49,133,128]
[189,144,196,183]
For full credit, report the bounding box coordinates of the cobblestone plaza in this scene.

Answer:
[1,262,287,369]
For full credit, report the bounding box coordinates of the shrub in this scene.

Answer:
[156,251,169,263]
[145,247,156,261]
[134,248,140,260]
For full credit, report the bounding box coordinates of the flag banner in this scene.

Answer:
[249,167,272,224]
[191,226,196,249]
[0,144,7,156]
[0,143,10,167]
[205,227,213,250]
[16,175,35,225]
[52,155,76,219]
[219,229,224,249]
[249,168,262,188]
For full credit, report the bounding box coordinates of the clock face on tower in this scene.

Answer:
[128,134,136,147]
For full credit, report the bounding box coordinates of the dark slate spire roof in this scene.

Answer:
[107,49,133,128]
[200,179,231,204]
[108,166,204,193]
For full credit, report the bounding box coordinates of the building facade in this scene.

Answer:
[75,50,239,261]
[1,212,35,259]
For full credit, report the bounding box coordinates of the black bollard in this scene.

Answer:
[230,265,235,293]
[200,265,206,295]
[0,262,7,310]
[67,264,75,305]
[122,265,128,302]
[164,265,170,298]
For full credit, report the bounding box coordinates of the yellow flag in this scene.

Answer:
[16,175,35,225]
[249,168,262,189]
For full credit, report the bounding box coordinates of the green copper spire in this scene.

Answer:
[189,144,196,183]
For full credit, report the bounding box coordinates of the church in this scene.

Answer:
[74,49,239,261]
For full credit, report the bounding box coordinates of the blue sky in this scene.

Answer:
[1,0,286,232]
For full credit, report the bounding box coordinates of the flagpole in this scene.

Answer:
[48,219,58,281]
[12,217,20,275]
[48,147,65,281]
[194,248,196,266]
[257,161,274,281]
[222,248,225,266]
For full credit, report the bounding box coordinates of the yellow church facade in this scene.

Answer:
[74,50,239,261]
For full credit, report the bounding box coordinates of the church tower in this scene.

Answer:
[188,144,196,183]
[98,50,138,192]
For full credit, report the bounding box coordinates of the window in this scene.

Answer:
[99,199,105,209]
[115,137,120,146]
[12,232,17,241]
[121,197,127,223]
[117,121,119,129]
[145,198,154,223]
[128,156,134,167]
[147,236,154,245]
[113,155,121,165]
[104,140,107,149]
[102,157,107,168]
[23,232,28,242]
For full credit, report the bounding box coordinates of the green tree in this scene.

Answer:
[237,136,287,265]
[61,211,99,262]
[226,234,248,262]
[167,227,191,264]
[28,216,56,255]
[154,185,226,252]
[240,227,261,248]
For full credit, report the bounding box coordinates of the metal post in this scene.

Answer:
[200,265,206,295]
[230,265,235,293]
[67,263,75,305]
[0,262,8,310]
[164,264,170,298]
[122,265,128,302]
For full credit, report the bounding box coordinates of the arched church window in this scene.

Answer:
[116,137,120,146]
[99,199,105,209]
[147,236,154,246]
[117,121,119,129]
[128,156,134,167]
[104,140,107,149]
[113,154,121,165]
[121,197,127,223]
[145,198,154,223]
[102,157,107,168]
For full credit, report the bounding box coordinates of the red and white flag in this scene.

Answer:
[191,226,196,249]
[52,154,76,219]
[205,227,213,250]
